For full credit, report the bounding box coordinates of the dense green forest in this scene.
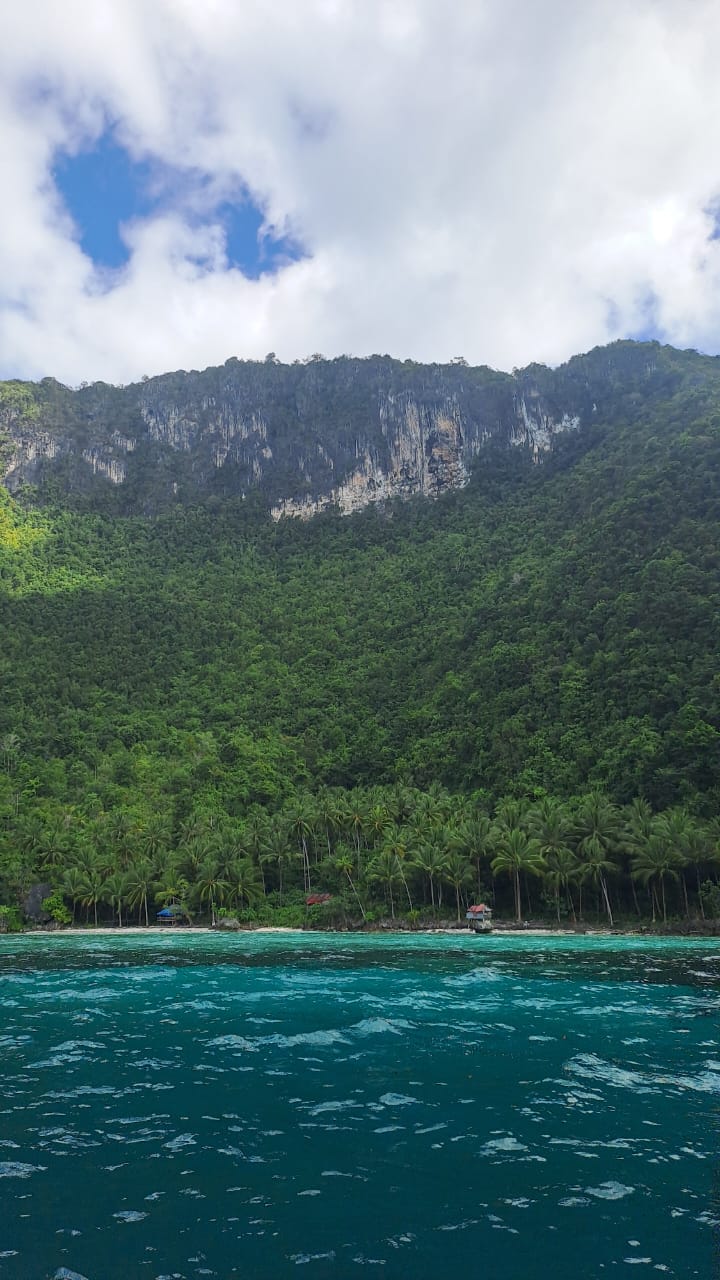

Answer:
[1,342,719,928]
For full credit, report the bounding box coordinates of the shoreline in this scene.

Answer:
[5,922,720,939]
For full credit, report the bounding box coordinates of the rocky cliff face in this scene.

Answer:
[0,342,691,516]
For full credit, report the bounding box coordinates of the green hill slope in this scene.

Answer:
[1,340,719,924]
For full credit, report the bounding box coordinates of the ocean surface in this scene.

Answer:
[0,931,718,1280]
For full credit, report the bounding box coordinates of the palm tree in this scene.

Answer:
[573,794,625,926]
[631,836,683,924]
[137,816,170,866]
[450,816,493,900]
[366,802,393,849]
[259,819,295,902]
[368,849,403,919]
[79,867,104,927]
[544,847,580,923]
[287,800,315,895]
[195,861,229,926]
[530,800,576,923]
[342,792,370,860]
[658,809,696,918]
[125,860,154,926]
[625,797,656,917]
[494,797,531,836]
[334,843,366,920]
[578,836,617,926]
[442,851,474,922]
[103,872,128,928]
[105,810,137,869]
[62,866,87,925]
[154,869,191,918]
[412,839,449,912]
[228,859,263,911]
[681,822,718,919]
[491,830,544,923]
[381,827,415,910]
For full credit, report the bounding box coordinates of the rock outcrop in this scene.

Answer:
[0,342,687,517]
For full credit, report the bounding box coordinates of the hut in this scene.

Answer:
[156,903,188,926]
[466,903,493,932]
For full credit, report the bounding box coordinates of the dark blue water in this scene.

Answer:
[0,932,718,1279]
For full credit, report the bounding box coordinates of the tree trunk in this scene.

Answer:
[681,873,690,919]
[696,867,705,919]
[345,869,366,921]
[514,869,521,922]
[600,875,614,927]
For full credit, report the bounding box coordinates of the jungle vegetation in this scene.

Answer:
[1,341,719,926]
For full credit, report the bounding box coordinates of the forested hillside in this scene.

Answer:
[1,340,719,927]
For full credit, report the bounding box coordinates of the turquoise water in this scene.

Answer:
[0,932,718,1279]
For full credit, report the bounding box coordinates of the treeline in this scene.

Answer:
[2,784,719,929]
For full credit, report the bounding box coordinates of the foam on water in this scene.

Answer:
[0,931,718,1279]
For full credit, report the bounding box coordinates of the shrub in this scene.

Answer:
[41,892,72,927]
[0,905,23,933]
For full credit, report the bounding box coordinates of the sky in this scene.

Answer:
[2,0,720,385]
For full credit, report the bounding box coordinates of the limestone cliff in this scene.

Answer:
[0,342,688,516]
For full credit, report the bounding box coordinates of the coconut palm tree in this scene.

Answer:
[79,866,104,927]
[381,827,415,909]
[287,800,315,894]
[62,866,87,925]
[573,794,625,926]
[681,822,718,919]
[125,859,154,926]
[543,847,580,923]
[442,851,474,922]
[368,848,403,919]
[657,809,697,918]
[194,861,229,926]
[530,799,577,923]
[259,819,295,902]
[103,871,128,928]
[137,816,170,866]
[334,843,366,920]
[412,839,449,912]
[578,836,618,926]
[450,816,493,900]
[491,829,544,923]
[228,858,263,911]
[631,836,683,923]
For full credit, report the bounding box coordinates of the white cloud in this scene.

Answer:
[2,0,720,382]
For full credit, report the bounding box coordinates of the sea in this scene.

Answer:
[0,931,717,1279]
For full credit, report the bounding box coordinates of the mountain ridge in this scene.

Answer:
[0,340,709,516]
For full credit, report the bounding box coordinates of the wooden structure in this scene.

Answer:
[466,903,493,932]
[156,903,189,926]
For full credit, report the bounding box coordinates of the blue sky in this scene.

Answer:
[53,132,303,278]
[1,2,719,385]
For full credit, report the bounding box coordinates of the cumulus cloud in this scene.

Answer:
[2,0,720,382]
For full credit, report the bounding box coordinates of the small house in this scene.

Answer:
[466,903,493,932]
[156,903,188,926]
